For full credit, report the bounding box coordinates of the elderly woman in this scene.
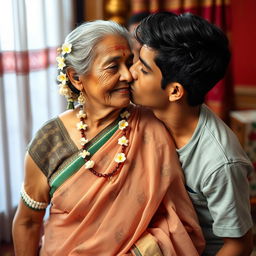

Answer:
[12,20,204,256]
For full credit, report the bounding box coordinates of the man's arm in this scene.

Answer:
[205,162,254,256]
[216,229,253,256]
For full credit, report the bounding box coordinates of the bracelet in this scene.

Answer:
[20,183,48,210]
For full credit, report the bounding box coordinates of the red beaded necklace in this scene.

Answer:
[77,106,130,178]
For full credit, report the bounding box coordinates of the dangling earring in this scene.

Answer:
[78,91,86,105]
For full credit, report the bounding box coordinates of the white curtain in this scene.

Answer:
[0,0,74,242]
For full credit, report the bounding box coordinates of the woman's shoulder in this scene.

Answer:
[27,110,78,177]
[31,116,61,139]
[30,108,78,146]
[58,107,77,120]
[33,107,74,135]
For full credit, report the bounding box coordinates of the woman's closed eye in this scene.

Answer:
[105,64,119,73]
[108,64,118,70]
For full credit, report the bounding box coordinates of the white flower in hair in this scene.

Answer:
[62,43,72,54]
[118,136,129,146]
[114,153,126,163]
[56,42,74,108]
[57,72,68,84]
[118,120,128,130]
[120,111,130,119]
[85,160,95,169]
[57,61,66,70]
[56,56,65,63]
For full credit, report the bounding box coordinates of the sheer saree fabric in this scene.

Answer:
[31,105,204,255]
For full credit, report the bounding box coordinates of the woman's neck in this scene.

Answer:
[83,105,121,129]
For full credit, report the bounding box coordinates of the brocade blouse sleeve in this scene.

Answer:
[27,118,78,178]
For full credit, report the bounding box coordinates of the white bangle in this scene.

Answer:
[20,183,48,210]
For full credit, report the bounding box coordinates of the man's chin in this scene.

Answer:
[130,96,140,106]
[130,93,146,107]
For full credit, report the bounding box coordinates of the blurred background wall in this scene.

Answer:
[0,0,255,252]
[231,0,256,110]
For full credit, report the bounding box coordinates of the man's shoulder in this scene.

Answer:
[202,106,249,164]
[180,106,252,181]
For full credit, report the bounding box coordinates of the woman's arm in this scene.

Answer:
[12,153,50,256]
[12,201,45,256]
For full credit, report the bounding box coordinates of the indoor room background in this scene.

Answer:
[0,0,256,254]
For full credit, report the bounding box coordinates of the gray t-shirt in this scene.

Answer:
[177,104,253,256]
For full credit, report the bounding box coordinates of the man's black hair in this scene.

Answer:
[135,12,231,106]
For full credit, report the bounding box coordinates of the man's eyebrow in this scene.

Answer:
[139,56,152,71]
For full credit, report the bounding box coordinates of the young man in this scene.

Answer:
[130,12,254,256]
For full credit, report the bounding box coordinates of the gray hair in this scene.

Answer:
[64,20,132,75]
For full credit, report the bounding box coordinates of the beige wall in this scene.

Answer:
[84,0,130,25]
[85,0,104,21]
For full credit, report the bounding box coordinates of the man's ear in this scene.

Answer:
[66,68,83,91]
[167,82,184,102]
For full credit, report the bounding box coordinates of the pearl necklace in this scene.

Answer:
[76,106,130,178]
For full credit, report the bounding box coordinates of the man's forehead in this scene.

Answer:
[141,45,156,55]
[140,46,156,65]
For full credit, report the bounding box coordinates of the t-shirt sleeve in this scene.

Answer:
[202,161,253,237]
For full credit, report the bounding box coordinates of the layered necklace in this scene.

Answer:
[76,106,130,178]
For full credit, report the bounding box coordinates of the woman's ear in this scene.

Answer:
[66,68,83,91]
[167,82,184,102]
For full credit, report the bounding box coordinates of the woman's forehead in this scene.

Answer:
[93,35,132,62]
[96,35,130,54]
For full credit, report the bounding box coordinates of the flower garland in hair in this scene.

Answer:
[56,43,78,109]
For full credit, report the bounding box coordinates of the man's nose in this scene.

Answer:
[129,63,138,79]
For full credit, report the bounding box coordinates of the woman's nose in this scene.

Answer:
[120,65,133,83]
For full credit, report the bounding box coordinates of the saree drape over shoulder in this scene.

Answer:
[28,105,204,256]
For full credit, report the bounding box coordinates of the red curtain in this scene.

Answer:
[130,0,232,121]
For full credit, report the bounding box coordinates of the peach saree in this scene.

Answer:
[30,105,204,255]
